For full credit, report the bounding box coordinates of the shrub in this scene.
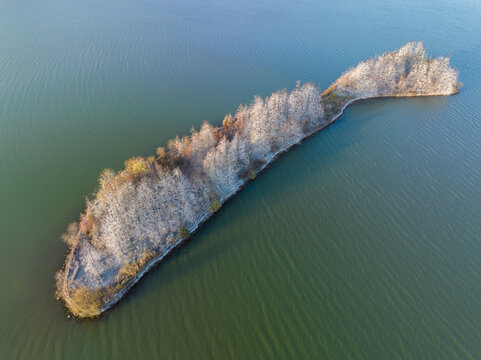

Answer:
[79,209,98,238]
[67,286,105,317]
[115,252,156,284]
[116,262,141,282]
[248,169,257,180]
[321,84,336,97]
[209,198,221,213]
[55,270,65,298]
[125,157,149,180]
[179,226,190,239]
[156,151,183,170]
[156,147,167,160]
[98,168,116,190]
[61,222,79,248]
[222,114,235,136]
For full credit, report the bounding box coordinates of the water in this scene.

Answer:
[1,0,480,358]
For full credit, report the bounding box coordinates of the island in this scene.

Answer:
[56,42,459,318]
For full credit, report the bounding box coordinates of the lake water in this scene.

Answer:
[1,0,480,358]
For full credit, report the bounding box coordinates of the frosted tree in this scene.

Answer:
[238,82,324,161]
[265,89,288,148]
[190,121,217,167]
[288,81,324,130]
[333,42,458,98]
[245,95,271,160]
[204,137,235,195]
[228,133,249,176]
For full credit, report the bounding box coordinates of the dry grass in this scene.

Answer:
[66,287,106,317]
[115,251,157,284]
[321,85,351,122]
[209,198,221,213]
[59,251,159,318]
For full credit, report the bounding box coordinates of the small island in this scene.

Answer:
[56,42,459,318]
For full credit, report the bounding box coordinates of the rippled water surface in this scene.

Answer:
[1,0,480,358]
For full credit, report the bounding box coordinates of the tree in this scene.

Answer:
[333,42,458,98]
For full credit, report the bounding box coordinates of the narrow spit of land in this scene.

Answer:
[56,42,459,318]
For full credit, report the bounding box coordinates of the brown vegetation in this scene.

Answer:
[116,251,157,285]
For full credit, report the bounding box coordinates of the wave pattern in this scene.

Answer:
[1,0,481,358]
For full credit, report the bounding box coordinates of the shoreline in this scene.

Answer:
[62,90,457,318]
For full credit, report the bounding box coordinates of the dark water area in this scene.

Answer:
[1,0,480,358]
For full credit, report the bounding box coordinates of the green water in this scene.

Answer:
[1,0,480,358]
